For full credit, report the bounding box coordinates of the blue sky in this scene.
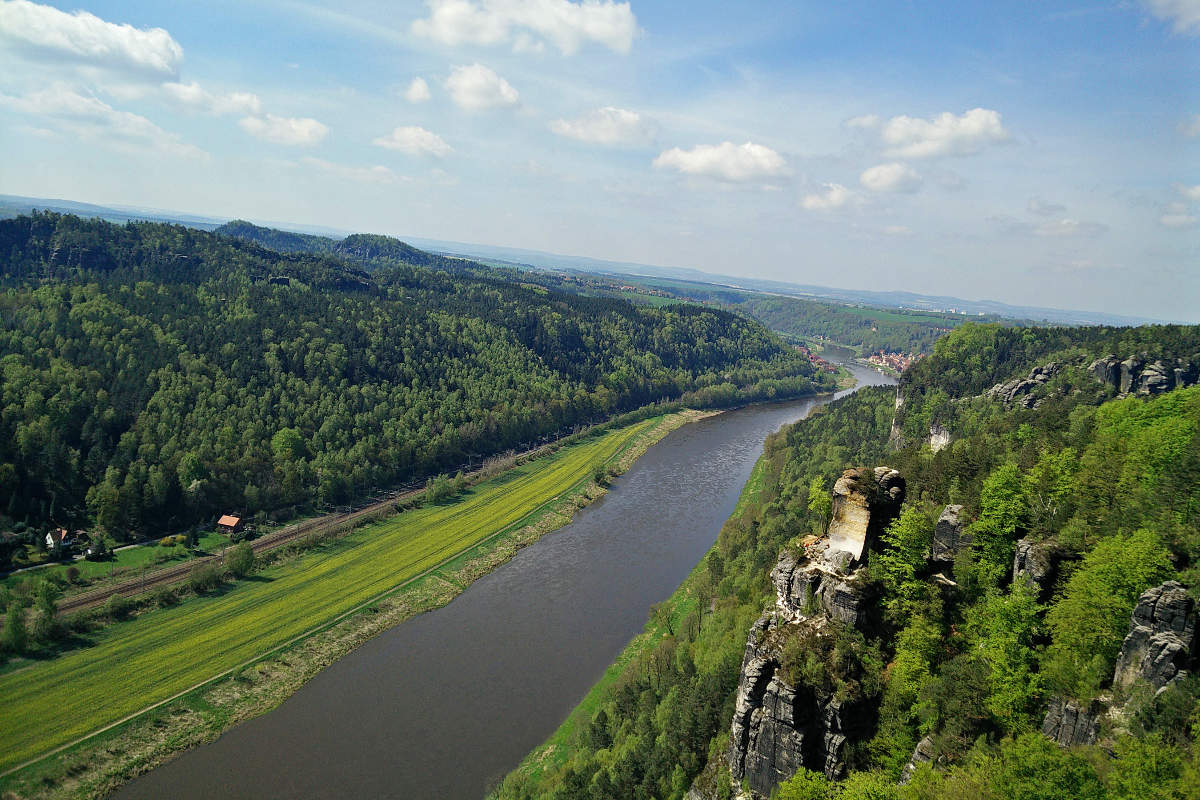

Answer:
[1,0,1197,320]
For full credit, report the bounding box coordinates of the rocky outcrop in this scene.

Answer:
[1113,581,1196,693]
[727,467,903,798]
[1041,697,1100,746]
[987,362,1062,408]
[928,424,951,453]
[899,735,936,785]
[931,505,969,565]
[1089,354,1199,397]
[825,467,905,565]
[887,391,904,450]
[1012,538,1063,600]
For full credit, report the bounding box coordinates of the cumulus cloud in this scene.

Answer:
[1142,0,1200,34]
[404,77,431,103]
[372,125,452,156]
[652,141,787,183]
[1178,184,1200,201]
[801,183,852,210]
[412,0,637,55]
[445,63,519,110]
[162,81,261,115]
[1161,202,1198,228]
[0,84,203,157]
[550,106,654,146]
[239,113,329,146]
[1027,197,1067,217]
[859,162,922,193]
[0,0,182,76]
[881,108,1011,159]
[301,157,402,184]
[844,114,880,130]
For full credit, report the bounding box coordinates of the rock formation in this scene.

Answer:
[987,362,1061,408]
[1112,581,1196,693]
[931,505,969,565]
[1011,538,1063,601]
[899,735,936,785]
[1041,697,1100,746]
[928,424,951,453]
[1089,354,1199,397]
[727,467,904,798]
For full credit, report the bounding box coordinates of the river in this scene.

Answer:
[115,360,894,800]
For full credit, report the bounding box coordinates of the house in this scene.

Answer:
[46,528,69,549]
[217,514,244,535]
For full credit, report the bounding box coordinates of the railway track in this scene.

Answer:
[53,438,567,617]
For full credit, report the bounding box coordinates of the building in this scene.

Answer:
[217,514,244,535]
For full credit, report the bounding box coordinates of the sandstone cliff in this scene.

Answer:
[725,467,904,798]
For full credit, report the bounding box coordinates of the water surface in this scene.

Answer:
[117,362,894,800]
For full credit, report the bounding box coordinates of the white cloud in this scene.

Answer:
[445,63,519,110]
[372,125,452,156]
[0,0,182,76]
[0,85,203,157]
[1178,184,1200,201]
[239,113,329,146]
[881,108,1011,159]
[1182,114,1200,136]
[883,225,912,236]
[550,106,654,146]
[1027,197,1067,217]
[859,162,922,193]
[801,183,852,210]
[652,141,787,183]
[844,114,881,130]
[412,0,637,55]
[162,81,261,115]
[1033,219,1108,237]
[301,157,402,184]
[404,77,431,103]
[1142,0,1200,34]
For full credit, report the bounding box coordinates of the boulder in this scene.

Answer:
[1089,355,1122,391]
[931,505,969,564]
[1042,696,1100,746]
[929,423,952,453]
[1012,538,1062,600]
[1113,581,1196,692]
[987,362,1061,408]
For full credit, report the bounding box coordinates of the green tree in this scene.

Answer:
[876,506,934,620]
[808,476,832,532]
[226,542,255,578]
[1,604,27,654]
[776,767,830,800]
[964,586,1043,732]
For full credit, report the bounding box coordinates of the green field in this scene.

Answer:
[0,418,659,773]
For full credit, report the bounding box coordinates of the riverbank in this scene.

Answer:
[0,410,710,800]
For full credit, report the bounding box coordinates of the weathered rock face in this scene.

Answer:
[1041,697,1100,746]
[1012,537,1062,600]
[931,505,969,564]
[899,735,936,785]
[928,424,951,453]
[727,467,902,798]
[825,467,905,565]
[1113,581,1196,693]
[1089,354,1200,397]
[987,362,1062,408]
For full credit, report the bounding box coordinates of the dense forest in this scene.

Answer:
[0,213,830,554]
[494,322,1200,800]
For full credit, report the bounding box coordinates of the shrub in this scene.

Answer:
[102,592,130,620]
[226,542,255,578]
[65,566,80,584]
[188,562,224,593]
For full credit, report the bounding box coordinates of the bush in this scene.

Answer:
[188,562,223,593]
[65,566,80,584]
[102,592,130,620]
[226,542,255,578]
[1,604,27,654]
[153,587,179,608]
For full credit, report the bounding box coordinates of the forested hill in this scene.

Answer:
[0,212,830,547]
[214,218,475,273]
[494,321,1200,800]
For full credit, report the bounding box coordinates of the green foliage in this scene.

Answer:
[875,506,935,620]
[776,768,831,800]
[963,587,1043,732]
[1043,530,1173,699]
[187,562,224,594]
[0,212,829,544]
[1,603,27,654]
[987,733,1106,800]
[226,542,255,578]
[808,476,832,532]
[964,463,1026,590]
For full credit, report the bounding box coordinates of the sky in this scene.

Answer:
[0,0,1197,321]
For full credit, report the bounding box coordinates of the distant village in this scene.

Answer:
[793,344,840,373]
[865,350,920,373]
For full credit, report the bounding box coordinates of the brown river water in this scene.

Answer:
[115,359,895,800]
